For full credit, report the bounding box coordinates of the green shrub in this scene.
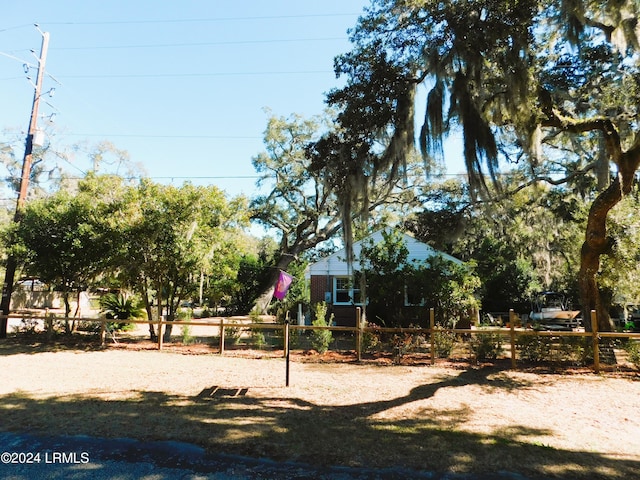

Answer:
[625,341,640,369]
[517,335,551,362]
[180,324,194,345]
[469,331,503,361]
[362,323,382,353]
[432,328,457,358]
[555,336,591,365]
[100,293,143,331]
[249,309,266,348]
[311,302,333,353]
[224,321,244,344]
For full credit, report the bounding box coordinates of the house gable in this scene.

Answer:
[307,229,461,278]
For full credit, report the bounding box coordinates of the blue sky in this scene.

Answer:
[0,1,371,199]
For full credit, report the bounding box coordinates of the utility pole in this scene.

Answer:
[0,29,50,338]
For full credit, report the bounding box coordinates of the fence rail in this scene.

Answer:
[3,309,640,374]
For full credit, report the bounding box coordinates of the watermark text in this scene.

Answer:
[1,451,90,464]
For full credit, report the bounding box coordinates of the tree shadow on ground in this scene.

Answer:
[1,367,637,479]
[0,335,107,355]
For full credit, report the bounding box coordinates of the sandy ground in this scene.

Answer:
[1,340,640,478]
[1,317,640,479]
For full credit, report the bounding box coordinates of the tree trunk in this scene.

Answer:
[199,271,204,306]
[163,307,175,343]
[141,281,156,341]
[579,177,622,332]
[253,254,297,314]
[63,290,71,334]
[579,160,635,332]
[163,285,178,342]
[579,137,640,332]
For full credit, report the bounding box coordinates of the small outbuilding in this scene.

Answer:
[306,229,462,326]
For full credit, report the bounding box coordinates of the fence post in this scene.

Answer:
[430,307,436,365]
[356,307,362,361]
[591,310,600,373]
[219,318,225,355]
[509,309,517,369]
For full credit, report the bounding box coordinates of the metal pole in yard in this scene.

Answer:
[509,309,517,369]
[430,308,435,365]
[285,322,290,387]
[591,310,600,373]
[219,318,225,355]
[356,307,362,361]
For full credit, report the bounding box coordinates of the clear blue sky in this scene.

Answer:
[0,1,371,198]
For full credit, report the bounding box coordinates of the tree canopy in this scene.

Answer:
[317,0,640,330]
[7,174,251,339]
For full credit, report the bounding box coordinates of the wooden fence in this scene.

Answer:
[3,309,640,374]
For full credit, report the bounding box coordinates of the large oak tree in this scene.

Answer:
[320,0,640,330]
[251,112,423,313]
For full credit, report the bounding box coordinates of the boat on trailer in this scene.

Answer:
[529,291,581,330]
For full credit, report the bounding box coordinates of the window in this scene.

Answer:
[333,277,362,305]
[404,284,425,307]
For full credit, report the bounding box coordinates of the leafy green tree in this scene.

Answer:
[319,0,639,330]
[250,112,341,313]
[228,253,273,315]
[251,112,420,313]
[358,229,480,327]
[116,181,249,341]
[460,179,583,312]
[358,229,412,325]
[598,191,640,313]
[12,188,112,330]
[414,256,481,328]
[403,180,471,253]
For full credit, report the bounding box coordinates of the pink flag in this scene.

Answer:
[273,271,293,300]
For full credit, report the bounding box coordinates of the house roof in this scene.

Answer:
[307,229,462,277]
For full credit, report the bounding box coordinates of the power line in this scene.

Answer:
[36,174,262,182]
[59,133,261,139]
[0,24,33,34]
[52,37,346,51]
[41,13,360,27]
[57,70,330,79]
[145,175,261,180]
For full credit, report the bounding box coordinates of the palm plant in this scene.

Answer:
[100,293,144,330]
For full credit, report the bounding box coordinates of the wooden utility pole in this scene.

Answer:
[0,30,50,338]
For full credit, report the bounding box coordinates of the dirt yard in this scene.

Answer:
[0,334,639,479]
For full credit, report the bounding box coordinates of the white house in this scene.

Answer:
[307,229,462,326]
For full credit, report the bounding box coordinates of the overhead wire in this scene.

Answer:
[0,11,359,185]
[52,37,346,51]
[59,133,261,139]
[58,70,331,79]
[40,13,360,26]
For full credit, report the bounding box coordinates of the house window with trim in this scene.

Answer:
[333,277,362,305]
[404,284,425,307]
